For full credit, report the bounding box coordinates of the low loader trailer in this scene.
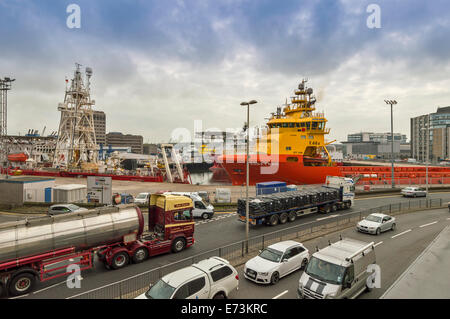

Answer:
[238,176,355,226]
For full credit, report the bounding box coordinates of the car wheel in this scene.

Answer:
[213,292,226,299]
[301,258,308,270]
[201,213,209,220]
[376,228,381,235]
[270,272,280,285]
[391,223,396,231]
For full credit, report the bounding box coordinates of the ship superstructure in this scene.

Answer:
[219,80,341,185]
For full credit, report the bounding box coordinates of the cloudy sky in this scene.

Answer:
[1,0,450,144]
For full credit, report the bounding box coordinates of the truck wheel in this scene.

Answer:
[111,252,129,270]
[331,204,338,212]
[172,238,186,253]
[321,205,331,214]
[9,272,36,296]
[345,202,351,209]
[132,247,149,263]
[288,212,296,222]
[279,213,288,224]
[269,215,279,226]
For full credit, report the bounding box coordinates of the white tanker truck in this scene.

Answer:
[0,194,196,297]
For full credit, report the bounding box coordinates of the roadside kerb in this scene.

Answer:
[67,197,446,299]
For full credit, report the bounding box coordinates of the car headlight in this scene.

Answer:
[259,272,269,276]
[369,227,376,230]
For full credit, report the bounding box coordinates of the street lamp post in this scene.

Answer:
[384,100,397,188]
[240,100,257,253]
[421,115,430,200]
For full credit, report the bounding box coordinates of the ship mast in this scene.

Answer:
[53,64,98,169]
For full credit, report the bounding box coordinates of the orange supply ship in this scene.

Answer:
[219,80,342,185]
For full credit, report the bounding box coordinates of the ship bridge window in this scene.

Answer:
[312,122,318,130]
[282,123,289,128]
[300,123,305,128]
[295,123,300,128]
[289,123,295,128]
[318,122,324,130]
[306,122,311,130]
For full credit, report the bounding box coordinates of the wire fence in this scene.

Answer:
[68,197,446,299]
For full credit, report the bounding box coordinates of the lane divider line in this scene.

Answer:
[316,214,338,221]
[272,290,289,299]
[419,221,438,228]
[391,229,412,239]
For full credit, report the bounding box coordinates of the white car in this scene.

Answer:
[136,257,239,299]
[401,187,427,198]
[244,240,309,285]
[134,192,150,205]
[357,213,396,235]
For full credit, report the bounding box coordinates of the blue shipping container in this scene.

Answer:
[256,181,287,195]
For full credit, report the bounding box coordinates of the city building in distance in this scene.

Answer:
[342,131,410,160]
[411,106,450,163]
[106,132,143,154]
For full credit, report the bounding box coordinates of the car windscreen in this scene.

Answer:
[305,256,346,285]
[136,194,147,199]
[67,204,80,210]
[365,215,382,223]
[145,279,176,299]
[259,248,283,263]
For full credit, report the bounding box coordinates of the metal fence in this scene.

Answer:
[68,197,446,299]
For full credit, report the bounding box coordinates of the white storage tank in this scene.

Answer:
[52,184,87,203]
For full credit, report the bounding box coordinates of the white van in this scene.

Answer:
[298,238,376,299]
[134,192,150,205]
[164,192,215,219]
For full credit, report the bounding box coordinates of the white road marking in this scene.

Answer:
[419,221,438,228]
[316,214,338,221]
[9,294,29,299]
[33,281,67,294]
[374,241,383,247]
[391,229,412,239]
[272,290,289,299]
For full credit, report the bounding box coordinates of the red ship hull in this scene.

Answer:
[219,154,450,186]
[219,154,341,185]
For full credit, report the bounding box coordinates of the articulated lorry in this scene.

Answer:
[237,176,355,226]
[0,194,195,297]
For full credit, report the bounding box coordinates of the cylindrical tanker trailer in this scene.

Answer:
[0,205,144,262]
[0,194,195,297]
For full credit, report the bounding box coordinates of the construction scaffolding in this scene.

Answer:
[53,64,98,169]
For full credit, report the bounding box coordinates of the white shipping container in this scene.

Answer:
[52,184,87,203]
